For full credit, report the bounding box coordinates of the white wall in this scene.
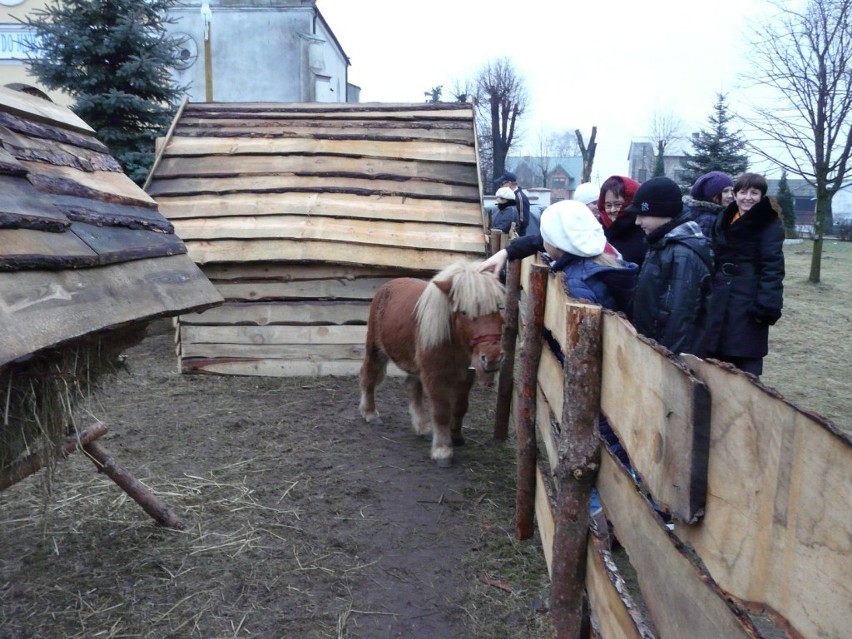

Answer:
[169,1,350,103]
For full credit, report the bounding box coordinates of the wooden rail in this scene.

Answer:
[499,251,851,639]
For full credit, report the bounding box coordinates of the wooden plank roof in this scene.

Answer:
[0,86,223,367]
[145,102,488,271]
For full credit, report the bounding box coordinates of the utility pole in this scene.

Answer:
[201,1,213,101]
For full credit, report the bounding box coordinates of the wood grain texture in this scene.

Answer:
[585,538,656,639]
[180,324,366,346]
[213,277,389,302]
[147,173,480,201]
[0,85,93,135]
[0,227,98,270]
[156,191,483,225]
[181,357,406,378]
[178,300,370,326]
[184,238,485,271]
[161,136,475,164]
[173,215,485,253]
[19,160,157,206]
[597,312,711,524]
[201,262,413,282]
[173,120,474,142]
[0,174,69,230]
[677,355,851,639]
[598,449,762,639]
[153,154,477,184]
[0,254,222,366]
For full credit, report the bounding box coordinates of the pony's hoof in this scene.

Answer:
[452,435,465,446]
[365,415,383,426]
[435,457,452,468]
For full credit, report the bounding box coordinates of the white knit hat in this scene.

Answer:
[573,182,600,205]
[495,187,516,201]
[539,200,606,257]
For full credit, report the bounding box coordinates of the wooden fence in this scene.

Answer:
[504,253,851,639]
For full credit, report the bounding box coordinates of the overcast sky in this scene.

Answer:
[319,0,792,183]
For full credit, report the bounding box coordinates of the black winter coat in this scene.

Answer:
[604,212,647,267]
[490,202,519,234]
[703,197,785,359]
[631,217,714,356]
[682,195,723,239]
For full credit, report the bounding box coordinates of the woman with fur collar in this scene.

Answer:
[703,172,785,376]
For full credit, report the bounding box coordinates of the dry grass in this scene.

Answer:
[762,239,852,432]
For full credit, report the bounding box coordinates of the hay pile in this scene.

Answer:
[0,325,148,486]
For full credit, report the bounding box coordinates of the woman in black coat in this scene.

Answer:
[704,173,785,376]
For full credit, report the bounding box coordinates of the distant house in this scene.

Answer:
[766,178,816,227]
[627,139,691,186]
[506,156,584,201]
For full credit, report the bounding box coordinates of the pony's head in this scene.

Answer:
[415,262,506,385]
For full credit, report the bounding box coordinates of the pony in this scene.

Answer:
[359,262,506,467]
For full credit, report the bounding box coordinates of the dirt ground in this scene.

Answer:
[0,319,550,639]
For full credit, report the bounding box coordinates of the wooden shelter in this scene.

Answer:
[0,86,222,525]
[145,101,487,376]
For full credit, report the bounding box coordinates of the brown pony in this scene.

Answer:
[359,262,506,466]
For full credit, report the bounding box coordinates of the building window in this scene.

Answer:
[552,178,565,189]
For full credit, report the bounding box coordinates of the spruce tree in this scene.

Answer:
[681,93,749,189]
[25,0,187,185]
[776,170,798,238]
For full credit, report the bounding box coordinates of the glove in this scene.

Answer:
[751,305,782,326]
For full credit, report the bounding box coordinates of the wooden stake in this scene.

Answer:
[515,263,548,540]
[488,228,502,257]
[549,302,602,639]
[0,422,109,491]
[494,256,521,441]
[83,441,185,530]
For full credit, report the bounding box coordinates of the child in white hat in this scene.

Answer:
[539,200,637,313]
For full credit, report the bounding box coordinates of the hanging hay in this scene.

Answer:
[0,323,148,489]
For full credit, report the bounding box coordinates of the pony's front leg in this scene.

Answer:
[403,374,431,436]
[450,368,475,446]
[359,347,387,425]
[426,389,455,467]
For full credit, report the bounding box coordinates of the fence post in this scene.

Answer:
[515,262,548,539]
[493,254,521,441]
[549,302,602,638]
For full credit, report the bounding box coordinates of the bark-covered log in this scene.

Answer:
[0,422,109,491]
[515,263,547,539]
[494,257,521,441]
[549,302,603,639]
[83,440,185,530]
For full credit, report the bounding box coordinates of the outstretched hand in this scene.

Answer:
[476,249,509,277]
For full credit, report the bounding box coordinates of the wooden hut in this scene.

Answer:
[0,85,222,519]
[145,101,487,377]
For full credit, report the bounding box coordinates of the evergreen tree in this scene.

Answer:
[681,93,749,189]
[776,170,798,238]
[25,0,187,184]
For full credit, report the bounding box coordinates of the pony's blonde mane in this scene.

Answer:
[414,262,506,349]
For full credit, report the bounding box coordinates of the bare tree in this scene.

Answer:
[739,0,852,282]
[529,128,556,188]
[575,127,598,183]
[448,79,474,104]
[552,129,581,158]
[649,108,684,177]
[474,57,528,192]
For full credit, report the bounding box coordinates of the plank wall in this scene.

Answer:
[518,254,851,639]
[146,102,488,375]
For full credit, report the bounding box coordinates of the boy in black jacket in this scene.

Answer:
[626,177,714,357]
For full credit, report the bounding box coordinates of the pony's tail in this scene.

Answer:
[414,282,452,349]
